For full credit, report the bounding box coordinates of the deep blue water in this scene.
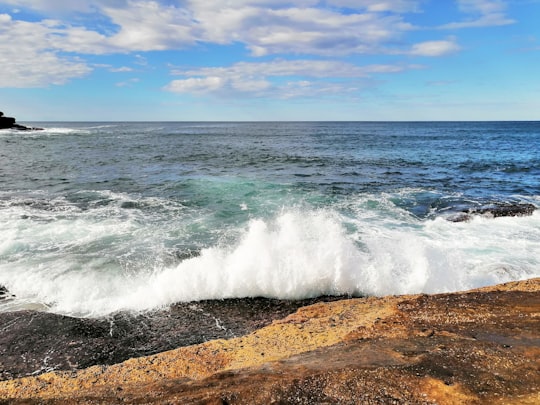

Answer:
[1,122,539,316]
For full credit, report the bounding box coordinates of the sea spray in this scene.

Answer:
[1,121,539,317]
[1,206,538,317]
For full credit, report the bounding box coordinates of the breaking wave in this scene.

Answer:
[1,200,538,317]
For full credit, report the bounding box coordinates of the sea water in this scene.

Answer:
[0,121,538,317]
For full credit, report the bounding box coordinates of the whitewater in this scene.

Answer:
[0,121,538,317]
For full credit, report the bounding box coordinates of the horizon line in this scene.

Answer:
[20,119,540,123]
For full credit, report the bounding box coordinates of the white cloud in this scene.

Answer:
[2,0,421,15]
[326,0,420,12]
[439,0,515,29]
[0,0,89,13]
[2,1,197,54]
[277,79,360,99]
[0,1,461,63]
[409,39,461,56]
[426,80,456,86]
[165,77,225,94]
[0,0,125,14]
[0,1,476,89]
[102,1,196,51]
[110,66,133,72]
[457,0,506,14]
[188,1,414,56]
[173,59,416,79]
[0,14,92,87]
[24,1,197,55]
[164,59,420,97]
[48,23,113,54]
[115,77,140,87]
[231,78,272,93]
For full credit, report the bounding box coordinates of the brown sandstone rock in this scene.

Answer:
[0,278,538,404]
[0,296,343,380]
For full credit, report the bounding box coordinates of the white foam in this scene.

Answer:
[0,127,87,137]
[1,205,538,317]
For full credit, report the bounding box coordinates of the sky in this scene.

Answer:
[1,0,540,121]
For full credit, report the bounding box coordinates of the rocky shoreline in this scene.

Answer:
[0,295,344,381]
[0,278,538,404]
[0,111,43,131]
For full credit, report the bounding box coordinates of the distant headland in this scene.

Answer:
[0,111,43,131]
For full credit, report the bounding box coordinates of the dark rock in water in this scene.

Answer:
[11,123,44,131]
[0,286,15,301]
[0,296,345,381]
[0,114,15,128]
[0,286,12,300]
[0,111,43,131]
[448,203,536,222]
[119,201,138,209]
[175,247,201,261]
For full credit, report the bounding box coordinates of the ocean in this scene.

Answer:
[1,121,539,317]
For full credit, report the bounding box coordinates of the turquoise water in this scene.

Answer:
[1,122,539,316]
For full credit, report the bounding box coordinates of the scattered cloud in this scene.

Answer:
[164,59,421,98]
[171,59,420,79]
[2,1,513,91]
[426,80,457,86]
[101,1,196,52]
[439,0,515,29]
[115,77,140,87]
[2,1,419,58]
[408,39,461,56]
[134,54,149,66]
[165,76,226,94]
[0,0,100,14]
[0,0,150,15]
[327,0,420,12]
[109,66,133,72]
[0,13,92,87]
[189,1,415,56]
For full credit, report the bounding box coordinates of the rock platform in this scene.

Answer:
[0,278,538,404]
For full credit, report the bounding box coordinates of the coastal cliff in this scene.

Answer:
[0,278,538,404]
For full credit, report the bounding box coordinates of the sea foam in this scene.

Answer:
[1,204,538,317]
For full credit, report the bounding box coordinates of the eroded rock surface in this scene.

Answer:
[0,279,538,404]
[0,296,342,380]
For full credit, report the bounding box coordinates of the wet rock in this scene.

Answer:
[0,312,113,381]
[0,296,343,380]
[0,278,537,404]
[0,286,16,302]
[448,203,536,222]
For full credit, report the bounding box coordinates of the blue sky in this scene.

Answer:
[1,0,539,121]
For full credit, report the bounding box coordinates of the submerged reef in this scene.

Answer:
[0,278,538,404]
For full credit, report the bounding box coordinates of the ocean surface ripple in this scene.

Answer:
[1,121,539,317]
